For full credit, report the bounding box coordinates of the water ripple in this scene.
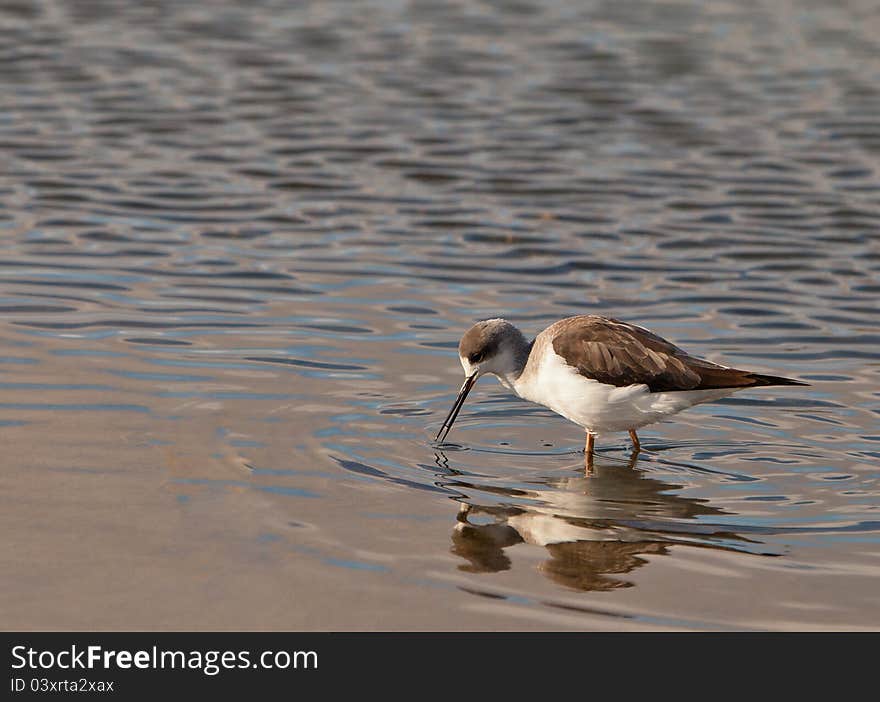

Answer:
[1,0,878,630]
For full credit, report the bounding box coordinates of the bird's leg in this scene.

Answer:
[584,432,595,474]
[628,429,641,453]
[625,450,640,471]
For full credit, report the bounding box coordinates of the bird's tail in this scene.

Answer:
[746,373,809,387]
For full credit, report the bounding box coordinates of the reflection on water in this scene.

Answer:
[1,0,880,630]
[448,451,772,592]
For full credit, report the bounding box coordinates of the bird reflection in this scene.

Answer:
[441,450,767,592]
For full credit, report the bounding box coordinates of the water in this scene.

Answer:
[1,0,878,630]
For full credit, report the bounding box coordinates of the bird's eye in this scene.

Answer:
[470,351,484,364]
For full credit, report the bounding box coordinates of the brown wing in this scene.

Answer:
[550,316,798,392]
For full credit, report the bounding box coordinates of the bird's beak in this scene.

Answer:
[435,371,478,443]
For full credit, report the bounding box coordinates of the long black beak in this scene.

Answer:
[435,372,478,443]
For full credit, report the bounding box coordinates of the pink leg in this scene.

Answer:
[628,429,641,452]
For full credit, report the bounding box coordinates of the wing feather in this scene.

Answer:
[549,316,763,392]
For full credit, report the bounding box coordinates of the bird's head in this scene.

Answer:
[435,319,527,443]
[457,318,522,380]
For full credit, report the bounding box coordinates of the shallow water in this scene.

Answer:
[1,0,879,630]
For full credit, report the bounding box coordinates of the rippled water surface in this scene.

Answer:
[2,0,879,630]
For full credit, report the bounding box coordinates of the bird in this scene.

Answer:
[434,315,807,464]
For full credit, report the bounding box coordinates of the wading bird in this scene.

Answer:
[435,316,807,466]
